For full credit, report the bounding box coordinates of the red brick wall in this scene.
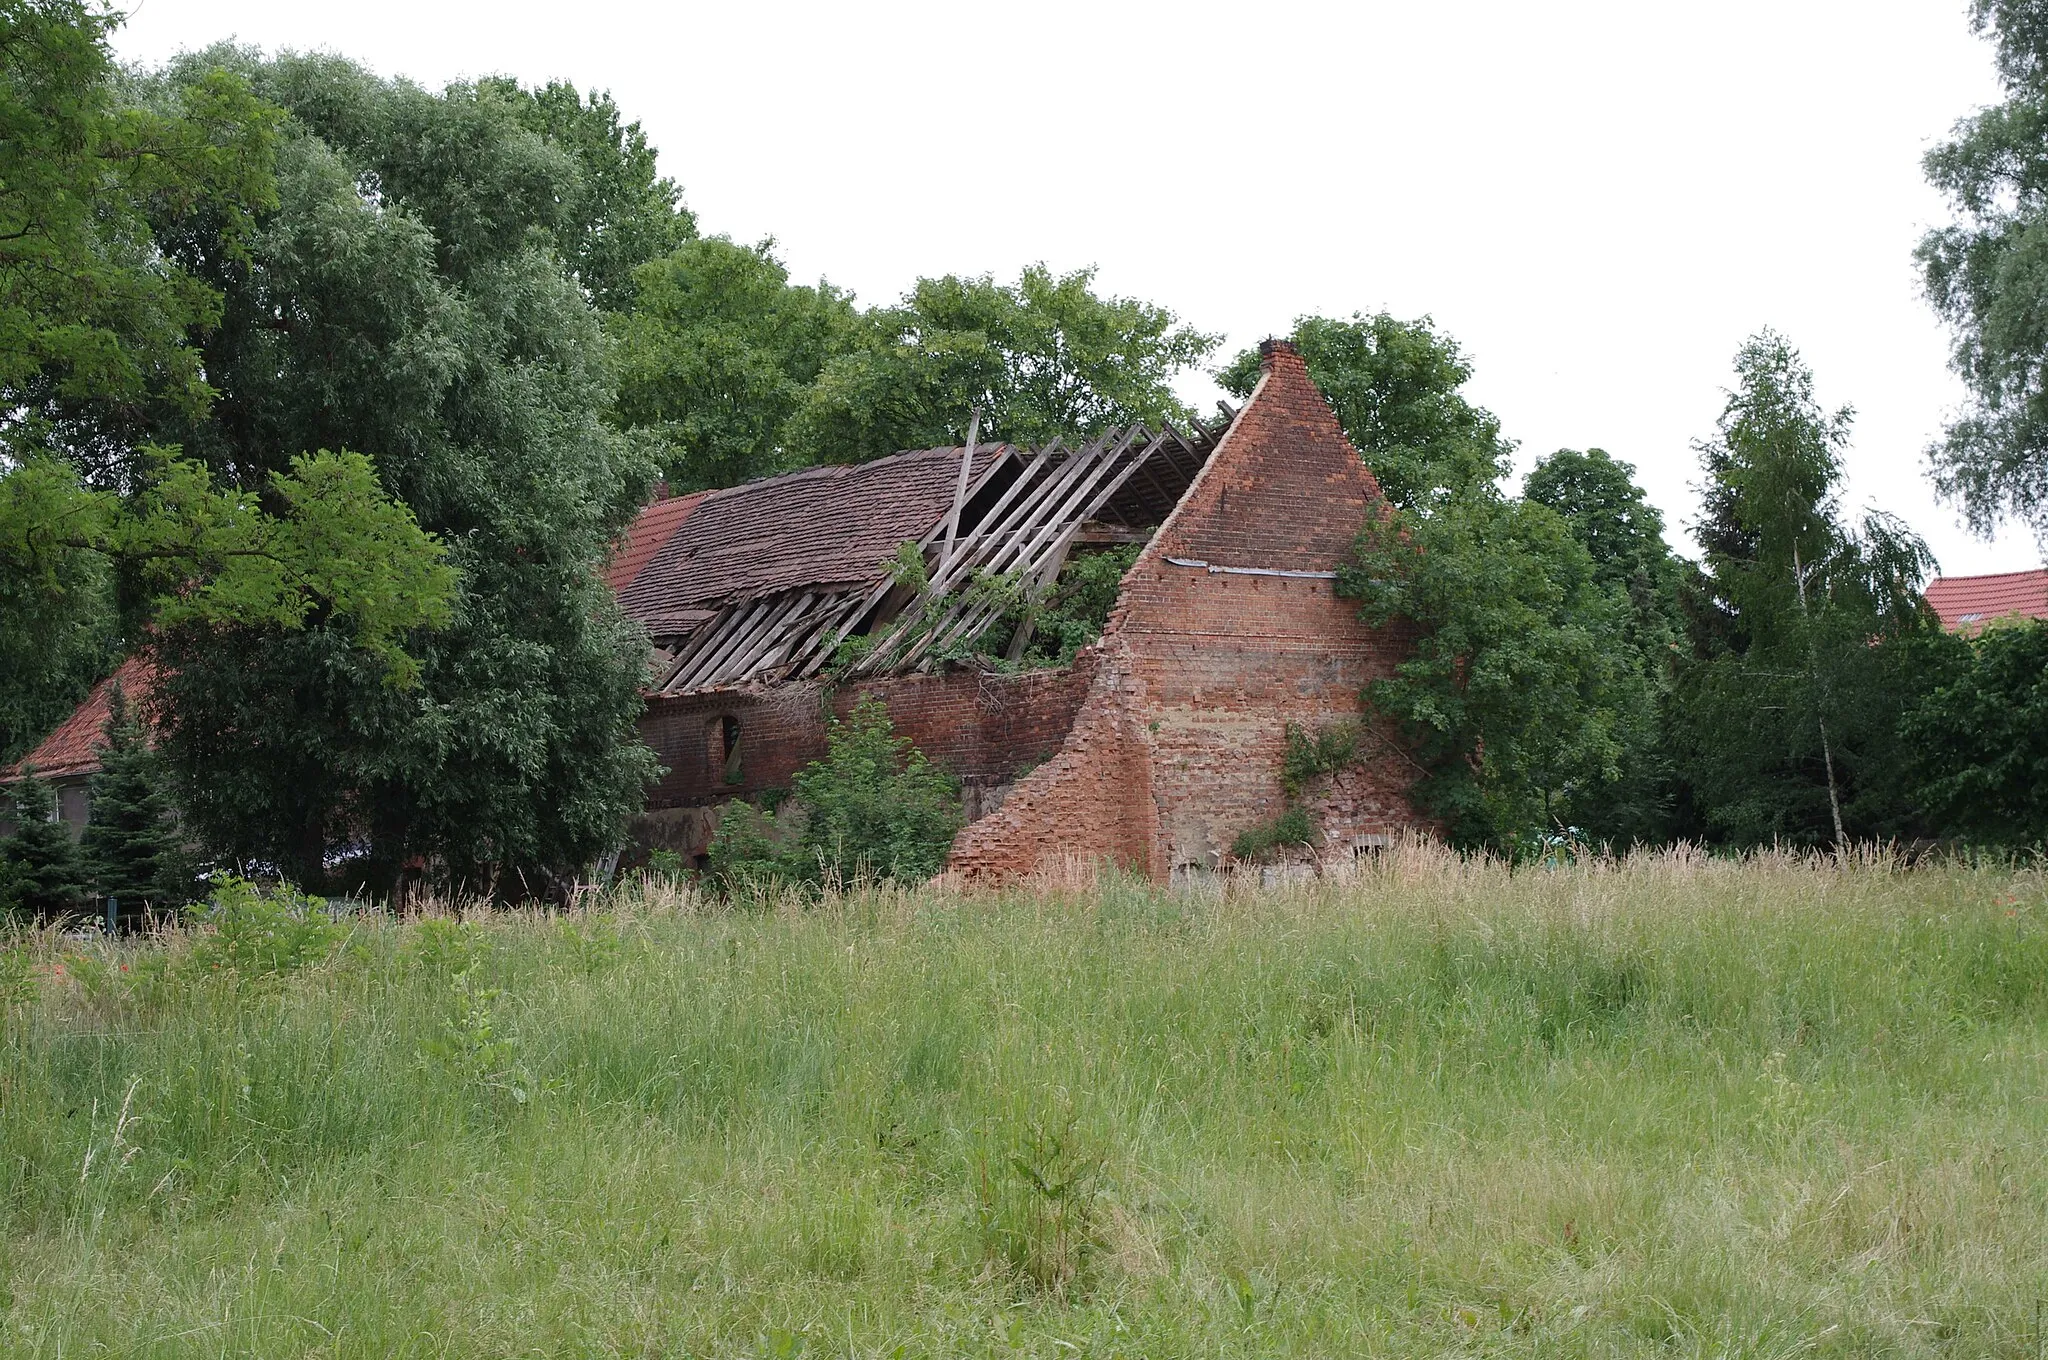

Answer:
[636,660,1096,855]
[948,341,1425,881]
[943,662,1158,878]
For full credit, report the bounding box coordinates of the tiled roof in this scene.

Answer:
[617,445,1006,636]
[604,490,709,593]
[4,655,154,783]
[1925,568,2048,634]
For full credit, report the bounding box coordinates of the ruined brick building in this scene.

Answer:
[614,339,1427,880]
[6,340,1428,878]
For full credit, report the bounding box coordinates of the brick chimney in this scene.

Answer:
[1258,336,1302,373]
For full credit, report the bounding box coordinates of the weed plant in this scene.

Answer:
[0,844,2045,1356]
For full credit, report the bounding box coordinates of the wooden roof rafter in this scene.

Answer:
[646,417,1226,699]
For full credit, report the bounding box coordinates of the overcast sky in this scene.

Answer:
[115,0,2045,575]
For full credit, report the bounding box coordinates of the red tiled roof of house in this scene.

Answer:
[617,444,1008,637]
[604,489,710,593]
[4,655,155,783]
[1925,568,2048,634]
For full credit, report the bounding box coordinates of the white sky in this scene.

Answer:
[115,0,2047,575]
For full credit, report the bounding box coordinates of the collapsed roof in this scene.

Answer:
[614,416,1234,698]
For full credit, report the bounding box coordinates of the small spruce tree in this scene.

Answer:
[2,769,88,920]
[81,685,189,920]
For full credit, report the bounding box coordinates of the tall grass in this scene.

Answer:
[2,844,2045,1356]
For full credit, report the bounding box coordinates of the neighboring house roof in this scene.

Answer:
[1925,568,2048,634]
[604,489,711,594]
[616,422,1228,698]
[5,655,154,784]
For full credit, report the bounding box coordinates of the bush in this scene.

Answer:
[1900,621,2048,846]
[1230,806,1318,863]
[707,697,962,890]
[189,877,347,979]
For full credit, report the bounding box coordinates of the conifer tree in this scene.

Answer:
[80,685,188,919]
[1,768,86,919]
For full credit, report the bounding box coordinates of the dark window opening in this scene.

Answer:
[708,714,743,786]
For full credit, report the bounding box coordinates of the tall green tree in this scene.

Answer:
[1919,0,2048,541]
[1524,448,1685,842]
[1672,332,1936,847]
[79,682,189,915]
[788,264,1218,464]
[122,52,659,895]
[611,237,860,489]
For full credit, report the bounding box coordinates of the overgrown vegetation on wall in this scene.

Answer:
[707,697,962,890]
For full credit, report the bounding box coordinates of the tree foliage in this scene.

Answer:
[0,509,114,763]
[1672,333,1937,846]
[480,77,696,313]
[0,0,278,432]
[611,237,859,490]
[1219,313,1509,508]
[615,259,1218,488]
[1238,315,1665,850]
[1345,494,1646,849]
[794,265,1217,463]
[2,12,454,770]
[1523,448,1685,842]
[3,449,454,681]
[1899,622,2048,846]
[116,52,661,895]
[1919,0,2048,541]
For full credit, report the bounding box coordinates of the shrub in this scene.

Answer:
[973,1113,1105,1296]
[707,697,962,890]
[1280,719,1362,799]
[1230,806,1318,864]
[190,877,346,978]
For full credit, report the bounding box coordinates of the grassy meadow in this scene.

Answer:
[2,845,2046,1357]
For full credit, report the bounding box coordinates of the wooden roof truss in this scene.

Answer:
[651,415,1228,699]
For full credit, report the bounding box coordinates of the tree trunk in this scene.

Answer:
[1793,542,1848,850]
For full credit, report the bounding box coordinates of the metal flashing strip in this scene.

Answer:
[1164,556,1337,581]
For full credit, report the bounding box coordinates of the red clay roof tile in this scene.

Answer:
[617,445,1006,635]
[604,490,709,593]
[5,655,154,783]
[1925,568,2048,634]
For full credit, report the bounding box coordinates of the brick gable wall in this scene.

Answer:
[946,341,1424,880]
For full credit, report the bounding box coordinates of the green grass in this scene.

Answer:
[3,845,2047,1357]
